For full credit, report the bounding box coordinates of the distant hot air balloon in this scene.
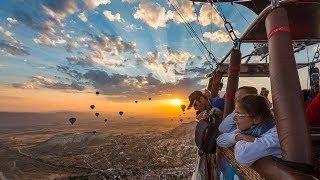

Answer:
[92,131,97,134]
[119,111,124,116]
[90,105,95,109]
[180,104,186,112]
[104,119,108,122]
[135,100,138,103]
[69,117,76,125]
[148,97,151,100]
[180,119,183,123]
[95,113,100,117]
[96,91,100,95]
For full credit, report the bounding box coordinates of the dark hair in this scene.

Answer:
[237,86,258,95]
[237,95,273,119]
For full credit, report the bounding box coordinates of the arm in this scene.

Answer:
[216,129,238,148]
[218,111,236,133]
[234,127,282,166]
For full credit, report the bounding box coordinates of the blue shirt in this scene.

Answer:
[209,97,225,112]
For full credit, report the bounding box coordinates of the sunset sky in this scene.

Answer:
[0,0,318,115]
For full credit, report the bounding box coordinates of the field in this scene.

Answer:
[0,112,198,179]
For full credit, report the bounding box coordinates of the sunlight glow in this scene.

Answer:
[170,99,182,106]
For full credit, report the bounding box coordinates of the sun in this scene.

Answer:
[170,99,182,106]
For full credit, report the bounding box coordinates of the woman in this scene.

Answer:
[216,95,281,166]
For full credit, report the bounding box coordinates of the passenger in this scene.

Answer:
[188,90,225,113]
[216,95,281,166]
[219,86,258,133]
[306,92,320,127]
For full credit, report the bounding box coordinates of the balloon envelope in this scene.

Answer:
[90,105,95,109]
[135,100,138,103]
[95,113,100,117]
[119,111,124,116]
[96,91,100,95]
[69,118,76,125]
[148,98,151,100]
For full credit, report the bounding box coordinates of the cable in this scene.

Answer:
[168,0,218,63]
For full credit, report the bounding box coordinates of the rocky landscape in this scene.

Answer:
[0,112,198,179]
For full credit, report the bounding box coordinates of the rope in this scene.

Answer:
[168,0,214,63]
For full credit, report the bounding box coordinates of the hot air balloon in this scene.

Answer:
[119,111,124,116]
[180,104,186,112]
[96,91,100,95]
[90,105,95,109]
[148,97,151,100]
[92,131,97,134]
[135,100,138,103]
[104,119,108,122]
[180,119,183,123]
[95,113,100,117]
[69,117,76,125]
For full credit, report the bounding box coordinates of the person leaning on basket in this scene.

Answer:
[216,95,282,166]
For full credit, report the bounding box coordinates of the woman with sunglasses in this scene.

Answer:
[216,95,281,166]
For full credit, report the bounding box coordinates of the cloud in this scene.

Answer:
[198,3,224,27]
[65,42,79,52]
[185,67,210,75]
[6,17,18,26]
[122,0,147,3]
[0,40,29,56]
[103,10,123,22]
[12,82,34,89]
[56,65,83,80]
[85,0,111,9]
[33,34,66,46]
[78,12,87,22]
[82,70,204,99]
[164,47,193,63]
[124,24,143,32]
[133,2,172,29]
[166,0,197,24]
[0,26,13,38]
[42,0,79,21]
[203,30,232,42]
[88,33,137,55]
[12,76,85,91]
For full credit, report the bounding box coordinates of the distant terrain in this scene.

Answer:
[0,112,197,179]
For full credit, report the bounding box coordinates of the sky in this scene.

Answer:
[0,0,318,115]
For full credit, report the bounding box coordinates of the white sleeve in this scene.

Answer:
[234,127,282,166]
[218,111,236,133]
[216,129,238,148]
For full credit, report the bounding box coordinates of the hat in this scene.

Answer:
[188,91,204,110]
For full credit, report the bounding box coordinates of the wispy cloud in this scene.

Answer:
[85,0,111,9]
[133,2,172,29]
[12,76,85,91]
[103,10,123,22]
[0,40,29,56]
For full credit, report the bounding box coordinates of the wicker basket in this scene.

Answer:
[217,147,264,180]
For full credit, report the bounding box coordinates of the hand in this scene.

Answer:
[235,134,255,142]
[196,110,210,121]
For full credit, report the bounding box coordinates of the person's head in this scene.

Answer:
[188,91,210,112]
[234,95,273,131]
[235,86,258,102]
